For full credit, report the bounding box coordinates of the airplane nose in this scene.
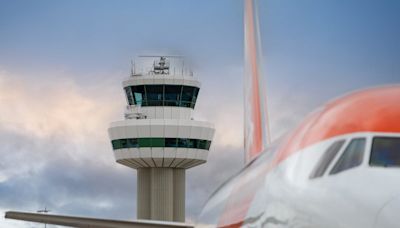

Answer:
[374,195,400,228]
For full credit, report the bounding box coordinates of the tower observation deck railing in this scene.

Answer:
[131,56,194,77]
[124,105,147,120]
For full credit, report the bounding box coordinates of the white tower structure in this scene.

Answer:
[108,56,215,222]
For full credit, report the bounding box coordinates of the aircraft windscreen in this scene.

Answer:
[370,137,400,167]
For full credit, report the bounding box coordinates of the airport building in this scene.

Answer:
[108,56,215,222]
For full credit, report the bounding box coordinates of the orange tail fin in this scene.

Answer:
[244,0,271,163]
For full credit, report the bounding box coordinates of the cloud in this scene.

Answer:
[0,69,136,226]
[0,69,117,138]
[0,68,243,227]
[0,66,315,227]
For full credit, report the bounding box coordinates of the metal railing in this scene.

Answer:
[130,56,194,77]
[125,105,147,120]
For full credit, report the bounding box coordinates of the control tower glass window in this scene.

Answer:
[178,138,189,148]
[165,85,181,106]
[165,138,178,147]
[111,137,212,150]
[125,87,134,105]
[125,85,200,109]
[192,87,200,108]
[370,137,400,167]
[146,85,164,106]
[181,86,195,108]
[131,85,146,106]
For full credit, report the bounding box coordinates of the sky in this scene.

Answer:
[1,0,400,227]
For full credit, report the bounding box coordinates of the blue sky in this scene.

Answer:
[1,0,399,88]
[1,0,400,227]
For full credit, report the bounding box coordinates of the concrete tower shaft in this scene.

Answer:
[108,56,215,222]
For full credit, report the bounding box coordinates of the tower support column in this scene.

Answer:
[137,168,151,220]
[151,168,174,221]
[173,169,186,222]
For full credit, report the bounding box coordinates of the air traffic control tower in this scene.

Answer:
[108,56,215,222]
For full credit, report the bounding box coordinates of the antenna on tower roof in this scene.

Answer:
[138,55,184,59]
[130,59,134,77]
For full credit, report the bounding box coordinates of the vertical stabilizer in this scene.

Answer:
[244,0,270,163]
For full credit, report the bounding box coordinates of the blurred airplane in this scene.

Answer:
[5,0,400,227]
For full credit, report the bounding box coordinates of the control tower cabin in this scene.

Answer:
[108,56,215,222]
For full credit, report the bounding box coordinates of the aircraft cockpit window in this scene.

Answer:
[370,137,400,167]
[330,138,366,175]
[309,140,345,179]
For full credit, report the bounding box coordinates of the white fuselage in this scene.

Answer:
[196,132,400,228]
